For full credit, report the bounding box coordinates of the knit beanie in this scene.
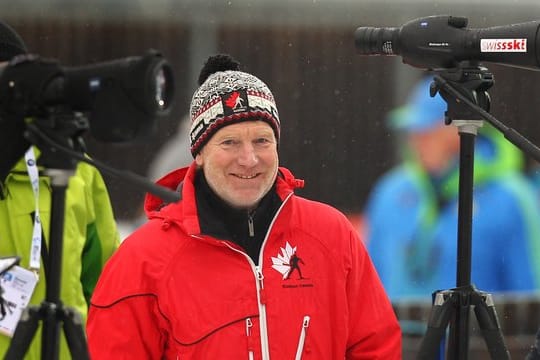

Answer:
[0,21,28,184]
[189,54,280,156]
[0,21,27,61]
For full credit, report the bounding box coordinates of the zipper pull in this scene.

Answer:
[255,267,267,304]
[246,318,253,336]
[255,266,264,282]
[248,213,255,237]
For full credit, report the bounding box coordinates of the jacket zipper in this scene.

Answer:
[294,316,311,360]
[256,192,294,360]
[246,318,254,360]
[222,193,295,360]
[255,265,270,360]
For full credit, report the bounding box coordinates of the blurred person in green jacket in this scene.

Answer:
[0,21,119,358]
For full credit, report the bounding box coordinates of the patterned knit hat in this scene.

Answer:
[189,54,280,156]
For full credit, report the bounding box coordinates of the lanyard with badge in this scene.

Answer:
[0,147,40,337]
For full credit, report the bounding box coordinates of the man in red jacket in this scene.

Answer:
[87,54,401,359]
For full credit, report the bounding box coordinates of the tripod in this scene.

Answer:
[526,326,540,359]
[416,66,511,360]
[2,111,180,359]
[4,114,91,360]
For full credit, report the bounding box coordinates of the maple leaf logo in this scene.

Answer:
[271,242,305,280]
[224,91,244,110]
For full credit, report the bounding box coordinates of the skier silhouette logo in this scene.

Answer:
[222,90,248,115]
[285,253,305,280]
[224,91,243,110]
[271,242,307,280]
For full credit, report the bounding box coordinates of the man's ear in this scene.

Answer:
[195,152,204,166]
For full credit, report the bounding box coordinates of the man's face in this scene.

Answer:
[408,123,460,176]
[195,120,279,210]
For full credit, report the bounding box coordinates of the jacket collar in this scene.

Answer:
[144,162,304,235]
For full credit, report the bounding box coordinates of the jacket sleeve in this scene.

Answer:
[79,162,120,304]
[346,229,402,359]
[87,218,181,358]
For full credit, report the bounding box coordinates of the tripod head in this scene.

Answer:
[430,64,494,128]
[429,63,540,164]
[23,111,89,172]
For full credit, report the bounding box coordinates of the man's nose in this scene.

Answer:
[237,142,258,166]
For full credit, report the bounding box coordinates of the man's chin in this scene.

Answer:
[225,192,263,210]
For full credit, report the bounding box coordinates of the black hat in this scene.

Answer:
[0,21,28,184]
[0,21,27,61]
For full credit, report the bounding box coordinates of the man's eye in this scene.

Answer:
[255,138,271,144]
[221,139,236,146]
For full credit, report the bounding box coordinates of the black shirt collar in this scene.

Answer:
[194,170,281,264]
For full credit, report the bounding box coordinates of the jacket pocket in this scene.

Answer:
[246,317,255,360]
[294,315,310,360]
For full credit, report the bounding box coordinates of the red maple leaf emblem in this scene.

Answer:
[224,91,242,110]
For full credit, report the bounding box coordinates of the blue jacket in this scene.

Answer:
[365,127,540,300]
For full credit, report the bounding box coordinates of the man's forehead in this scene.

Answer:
[215,121,274,136]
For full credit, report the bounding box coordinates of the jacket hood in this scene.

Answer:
[144,166,190,214]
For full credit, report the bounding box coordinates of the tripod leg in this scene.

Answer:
[447,299,472,359]
[473,293,510,360]
[417,292,455,360]
[525,326,540,360]
[61,307,89,360]
[4,306,41,360]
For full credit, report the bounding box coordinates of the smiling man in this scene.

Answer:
[87,54,401,359]
[196,121,278,210]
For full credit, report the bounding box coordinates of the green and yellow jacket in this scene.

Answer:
[0,147,119,359]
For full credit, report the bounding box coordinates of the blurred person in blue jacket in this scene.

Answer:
[364,77,540,301]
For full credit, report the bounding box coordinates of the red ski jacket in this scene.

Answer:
[87,163,401,359]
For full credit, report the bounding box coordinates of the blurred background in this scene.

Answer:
[2,0,540,357]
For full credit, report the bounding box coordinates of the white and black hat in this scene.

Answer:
[189,54,280,156]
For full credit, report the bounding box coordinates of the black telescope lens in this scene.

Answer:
[355,26,399,55]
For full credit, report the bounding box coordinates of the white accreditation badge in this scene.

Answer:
[0,266,38,336]
[0,147,42,337]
